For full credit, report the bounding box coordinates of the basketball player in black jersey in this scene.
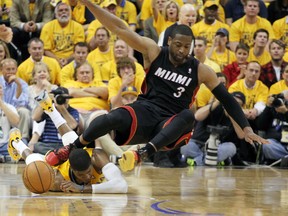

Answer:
[44,0,268,171]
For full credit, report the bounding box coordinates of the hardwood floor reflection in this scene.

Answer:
[0,163,288,215]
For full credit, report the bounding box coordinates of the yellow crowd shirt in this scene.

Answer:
[87,48,114,75]
[273,16,288,54]
[116,0,137,26]
[17,56,61,85]
[228,79,269,109]
[63,80,109,111]
[194,84,213,108]
[40,19,85,59]
[203,57,221,73]
[230,16,275,48]
[247,48,271,66]
[269,80,288,95]
[210,49,236,72]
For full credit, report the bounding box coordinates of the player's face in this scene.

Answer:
[114,40,129,58]
[74,46,89,64]
[73,166,93,184]
[168,34,192,64]
[244,62,261,83]
[244,1,259,17]
[180,8,197,27]
[269,42,285,61]
[235,48,249,64]
[28,41,44,62]
[76,65,93,83]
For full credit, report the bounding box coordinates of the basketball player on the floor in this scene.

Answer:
[41,0,268,172]
[8,116,128,193]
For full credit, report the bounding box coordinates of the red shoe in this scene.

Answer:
[45,144,75,166]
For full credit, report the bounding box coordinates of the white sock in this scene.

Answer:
[45,104,66,128]
[62,131,78,146]
[25,153,45,165]
[12,140,29,156]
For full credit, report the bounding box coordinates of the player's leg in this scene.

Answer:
[119,109,195,171]
[8,128,44,164]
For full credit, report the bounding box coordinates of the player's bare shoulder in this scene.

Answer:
[197,62,219,91]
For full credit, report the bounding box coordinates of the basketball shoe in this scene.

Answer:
[118,148,148,172]
[34,90,54,112]
[8,128,22,161]
[45,144,75,166]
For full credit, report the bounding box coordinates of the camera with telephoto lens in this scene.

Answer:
[271,93,288,108]
[50,87,72,105]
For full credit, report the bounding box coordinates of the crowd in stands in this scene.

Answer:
[1,0,288,167]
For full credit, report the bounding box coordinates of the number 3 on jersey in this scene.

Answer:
[173,87,185,98]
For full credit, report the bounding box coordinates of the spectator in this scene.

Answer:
[108,57,144,109]
[193,36,221,73]
[260,39,287,88]
[10,0,54,61]
[0,58,31,143]
[60,42,90,85]
[0,0,11,26]
[207,28,236,72]
[192,1,230,50]
[247,28,271,66]
[40,2,85,67]
[272,16,288,62]
[31,86,80,155]
[229,0,275,52]
[0,40,10,64]
[225,0,267,26]
[63,62,109,127]
[269,65,288,95]
[100,39,145,84]
[228,61,268,128]
[86,27,114,76]
[158,3,197,50]
[0,83,20,162]
[17,38,61,85]
[153,0,180,36]
[223,43,249,86]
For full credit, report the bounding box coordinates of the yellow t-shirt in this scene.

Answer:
[210,49,236,72]
[195,84,213,108]
[62,0,86,24]
[230,16,275,48]
[0,0,12,20]
[228,79,269,109]
[116,1,137,27]
[100,59,145,84]
[273,16,288,53]
[269,80,288,95]
[192,20,230,49]
[108,75,144,102]
[55,148,104,185]
[17,56,61,85]
[203,57,221,73]
[40,19,85,59]
[247,48,271,66]
[87,48,114,76]
[153,13,176,36]
[86,19,129,47]
[63,80,109,111]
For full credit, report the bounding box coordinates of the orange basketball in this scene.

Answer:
[22,161,55,194]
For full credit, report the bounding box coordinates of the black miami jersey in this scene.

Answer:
[138,47,199,115]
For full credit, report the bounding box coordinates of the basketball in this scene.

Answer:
[22,161,55,194]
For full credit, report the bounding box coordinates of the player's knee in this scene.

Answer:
[178,109,195,124]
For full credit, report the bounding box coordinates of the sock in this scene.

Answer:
[25,153,45,165]
[12,140,29,156]
[62,131,78,146]
[45,104,66,128]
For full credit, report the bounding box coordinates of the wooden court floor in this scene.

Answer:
[1,162,288,216]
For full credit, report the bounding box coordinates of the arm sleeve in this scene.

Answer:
[212,83,250,129]
[92,163,128,194]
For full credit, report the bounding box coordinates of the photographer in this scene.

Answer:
[257,91,288,165]
[30,86,80,155]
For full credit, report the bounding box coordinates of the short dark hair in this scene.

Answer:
[253,28,269,40]
[28,37,44,48]
[116,57,136,77]
[74,42,89,52]
[69,149,91,171]
[95,26,110,38]
[170,24,194,40]
[235,43,250,53]
[195,36,207,45]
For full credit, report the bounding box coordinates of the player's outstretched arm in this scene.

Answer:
[197,63,269,145]
[78,0,160,65]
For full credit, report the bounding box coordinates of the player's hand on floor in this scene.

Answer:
[60,180,82,193]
